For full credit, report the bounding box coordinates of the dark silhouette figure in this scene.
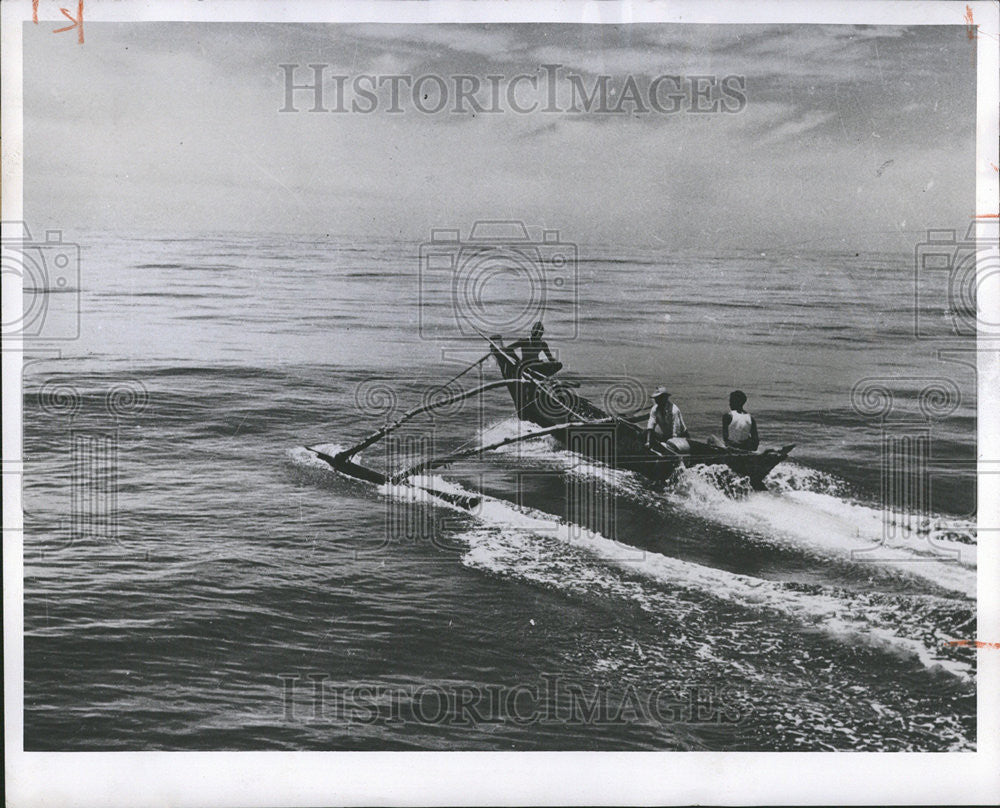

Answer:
[723,390,759,451]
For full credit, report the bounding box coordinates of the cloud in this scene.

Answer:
[22,22,975,251]
[346,23,522,58]
[754,110,840,144]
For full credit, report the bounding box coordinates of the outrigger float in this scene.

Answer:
[307,333,794,510]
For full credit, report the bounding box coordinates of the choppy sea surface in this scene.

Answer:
[22,231,977,750]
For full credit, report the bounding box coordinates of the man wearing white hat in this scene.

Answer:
[645,386,689,452]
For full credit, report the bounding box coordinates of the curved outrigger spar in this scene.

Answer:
[307,334,794,508]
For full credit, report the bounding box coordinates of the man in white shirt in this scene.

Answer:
[723,389,759,451]
[645,386,689,451]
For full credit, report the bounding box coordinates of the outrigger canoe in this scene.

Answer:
[484,334,794,491]
[306,334,794,507]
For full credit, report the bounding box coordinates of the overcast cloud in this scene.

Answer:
[24,22,976,250]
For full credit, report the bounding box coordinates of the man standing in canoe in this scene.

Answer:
[508,321,562,377]
[645,386,689,451]
[723,390,759,451]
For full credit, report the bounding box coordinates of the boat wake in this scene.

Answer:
[668,465,976,594]
[479,418,977,599]
[288,440,976,684]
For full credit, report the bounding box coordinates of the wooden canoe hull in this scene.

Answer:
[488,341,793,490]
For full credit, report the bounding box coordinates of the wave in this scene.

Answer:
[478,418,976,598]
[425,478,972,681]
[288,442,974,681]
[662,464,976,598]
[23,287,80,294]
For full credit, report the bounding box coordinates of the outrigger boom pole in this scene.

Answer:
[390,418,613,483]
[336,378,536,463]
[312,331,794,500]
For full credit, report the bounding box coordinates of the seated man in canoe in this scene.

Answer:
[508,320,563,377]
[645,386,690,454]
[722,390,759,451]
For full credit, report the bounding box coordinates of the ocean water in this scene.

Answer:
[21,231,977,751]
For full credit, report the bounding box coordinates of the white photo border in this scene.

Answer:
[2,1,998,805]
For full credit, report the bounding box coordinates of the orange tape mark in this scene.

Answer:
[52,0,83,44]
[948,640,1000,649]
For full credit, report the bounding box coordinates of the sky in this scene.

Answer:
[24,21,978,250]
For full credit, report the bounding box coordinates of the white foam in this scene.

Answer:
[416,474,972,680]
[664,464,976,598]
[475,428,978,598]
[287,442,345,468]
[292,441,974,680]
[479,417,567,460]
